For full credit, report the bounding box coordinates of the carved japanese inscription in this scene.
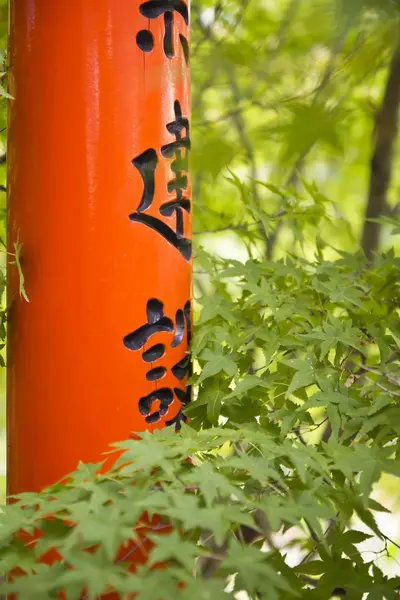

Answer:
[123,299,191,430]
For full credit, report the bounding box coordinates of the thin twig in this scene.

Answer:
[361,364,400,386]
[193,222,259,235]
[366,376,400,398]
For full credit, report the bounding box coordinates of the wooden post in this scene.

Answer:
[7,0,191,497]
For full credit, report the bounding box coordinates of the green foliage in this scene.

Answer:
[190,231,400,444]
[1,209,400,597]
[1,419,399,599]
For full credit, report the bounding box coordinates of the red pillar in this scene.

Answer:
[7,0,191,496]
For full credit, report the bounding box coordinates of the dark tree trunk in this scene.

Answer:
[362,41,400,261]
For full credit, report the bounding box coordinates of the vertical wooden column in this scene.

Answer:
[7,0,191,496]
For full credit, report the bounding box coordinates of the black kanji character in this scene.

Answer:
[139,388,174,424]
[136,1,189,60]
[123,298,192,425]
[130,101,191,261]
[123,299,173,351]
[159,101,191,238]
[166,408,188,431]
[132,149,158,213]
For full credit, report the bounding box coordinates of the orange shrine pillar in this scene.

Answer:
[7,0,191,496]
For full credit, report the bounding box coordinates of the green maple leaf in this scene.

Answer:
[148,530,199,571]
[224,541,292,596]
[206,388,224,425]
[198,348,237,383]
[185,461,244,508]
[224,374,271,399]
[281,356,316,397]
[118,568,188,600]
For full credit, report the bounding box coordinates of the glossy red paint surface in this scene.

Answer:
[7,0,191,500]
